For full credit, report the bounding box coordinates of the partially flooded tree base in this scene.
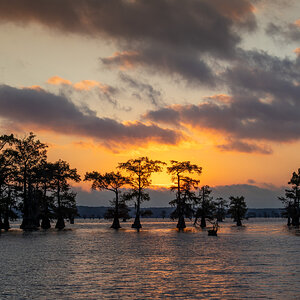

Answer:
[236,219,242,226]
[111,217,121,229]
[132,217,142,229]
[41,217,51,229]
[176,216,186,230]
[20,222,39,231]
[200,217,206,228]
[55,217,65,230]
[3,220,10,231]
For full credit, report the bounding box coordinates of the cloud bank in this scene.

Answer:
[0,0,256,84]
[0,85,183,149]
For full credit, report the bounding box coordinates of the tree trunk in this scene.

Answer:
[287,216,291,226]
[3,216,9,231]
[41,216,51,229]
[3,200,10,231]
[132,200,142,229]
[55,181,65,230]
[0,210,3,230]
[176,174,185,230]
[236,218,242,226]
[132,185,142,230]
[41,185,51,229]
[193,216,198,226]
[200,216,206,228]
[111,190,121,229]
[177,214,186,229]
[55,215,65,230]
[21,179,38,231]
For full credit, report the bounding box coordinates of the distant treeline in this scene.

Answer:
[77,206,283,219]
[1,133,299,232]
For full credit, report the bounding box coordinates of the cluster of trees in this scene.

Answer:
[0,133,80,231]
[85,158,248,230]
[0,132,250,232]
[279,169,300,227]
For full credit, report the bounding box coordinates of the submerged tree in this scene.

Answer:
[167,160,202,230]
[52,160,81,230]
[34,162,56,229]
[214,197,228,222]
[104,198,130,222]
[11,133,48,230]
[0,135,18,231]
[85,171,128,229]
[279,169,300,226]
[119,157,165,230]
[194,185,215,228]
[228,196,247,226]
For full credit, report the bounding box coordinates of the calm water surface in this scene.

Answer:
[0,218,299,299]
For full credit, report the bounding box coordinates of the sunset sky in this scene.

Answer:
[0,0,299,207]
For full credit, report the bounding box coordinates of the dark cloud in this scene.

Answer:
[217,139,273,154]
[0,85,183,149]
[0,0,255,55]
[119,72,163,107]
[144,50,300,151]
[0,0,256,84]
[101,46,216,86]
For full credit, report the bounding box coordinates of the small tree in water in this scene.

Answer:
[52,160,81,230]
[104,198,130,222]
[228,196,247,226]
[279,169,300,226]
[214,197,228,222]
[194,185,215,228]
[119,157,165,230]
[167,160,202,230]
[85,171,128,229]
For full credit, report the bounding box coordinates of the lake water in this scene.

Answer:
[0,218,299,299]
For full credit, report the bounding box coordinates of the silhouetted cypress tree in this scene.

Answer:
[119,157,165,231]
[167,160,202,230]
[228,196,247,226]
[194,185,215,228]
[85,171,128,229]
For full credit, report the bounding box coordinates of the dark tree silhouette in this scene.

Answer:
[214,197,228,222]
[52,160,81,230]
[11,133,48,230]
[194,185,215,228]
[279,169,300,226]
[119,157,165,230]
[228,196,247,226]
[104,199,130,222]
[85,171,128,229]
[0,135,18,231]
[167,160,202,230]
[34,162,56,229]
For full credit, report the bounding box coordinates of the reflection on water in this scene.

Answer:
[0,219,299,299]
